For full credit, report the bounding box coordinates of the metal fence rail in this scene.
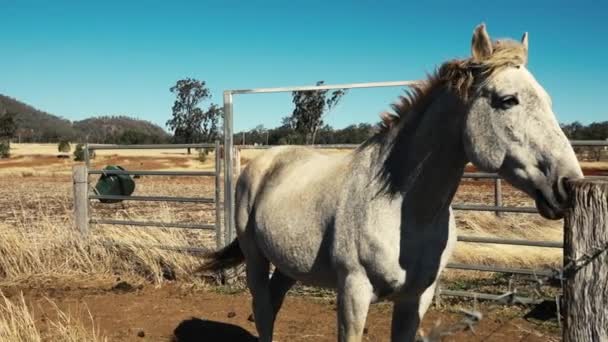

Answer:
[90,219,215,230]
[87,143,216,150]
[457,235,563,248]
[89,194,215,203]
[75,141,224,248]
[88,170,216,176]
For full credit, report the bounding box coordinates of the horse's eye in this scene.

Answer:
[500,95,519,109]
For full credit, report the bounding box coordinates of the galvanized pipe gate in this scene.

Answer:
[74,142,224,250]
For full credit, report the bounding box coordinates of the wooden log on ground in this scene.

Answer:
[563,179,608,342]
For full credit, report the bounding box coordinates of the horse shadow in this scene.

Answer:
[172,317,258,342]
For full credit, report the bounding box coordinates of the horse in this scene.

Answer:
[201,24,583,342]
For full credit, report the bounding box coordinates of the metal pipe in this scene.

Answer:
[90,219,214,230]
[229,80,420,95]
[462,172,607,180]
[87,143,215,150]
[88,170,216,176]
[237,144,360,150]
[457,235,563,248]
[89,194,214,203]
[223,91,235,247]
[446,262,555,277]
[214,140,223,249]
[452,204,538,213]
[570,140,608,146]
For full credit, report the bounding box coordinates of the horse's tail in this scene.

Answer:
[198,239,245,272]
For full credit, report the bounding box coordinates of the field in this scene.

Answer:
[1,143,606,341]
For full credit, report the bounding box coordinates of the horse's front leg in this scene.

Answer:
[337,272,374,342]
[390,282,436,342]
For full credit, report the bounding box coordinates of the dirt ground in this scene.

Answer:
[1,282,559,342]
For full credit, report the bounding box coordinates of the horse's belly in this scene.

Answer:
[255,211,337,287]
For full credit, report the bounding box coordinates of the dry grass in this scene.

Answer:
[0,292,106,342]
[1,143,603,288]
[0,208,213,287]
[452,211,562,268]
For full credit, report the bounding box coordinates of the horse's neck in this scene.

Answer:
[379,88,468,223]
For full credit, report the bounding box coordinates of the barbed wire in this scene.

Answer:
[417,307,483,342]
[559,241,608,279]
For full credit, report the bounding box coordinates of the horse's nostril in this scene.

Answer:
[555,177,569,205]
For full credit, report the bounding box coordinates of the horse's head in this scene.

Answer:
[462,24,583,219]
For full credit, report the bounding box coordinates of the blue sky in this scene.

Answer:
[1,0,606,132]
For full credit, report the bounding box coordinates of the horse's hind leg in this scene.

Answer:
[269,269,296,316]
[244,246,275,342]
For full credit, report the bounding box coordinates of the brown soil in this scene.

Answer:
[3,283,559,342]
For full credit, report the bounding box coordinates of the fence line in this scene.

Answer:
[76,139,607,303]
[230,140,608,305]
[79,140,225,249]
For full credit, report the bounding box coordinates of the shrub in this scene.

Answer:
[58,140,71,153]
[73,143,95,161]
[0,141,9,158]
[197,148,208,162]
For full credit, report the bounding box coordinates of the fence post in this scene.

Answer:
[563,180,608,342]
[72,164,89,236]
[494,178,502,217]
[234,146,241,179]
[214,140,224,250]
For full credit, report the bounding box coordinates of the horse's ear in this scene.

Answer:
[471,23,493,61]
[521,32,529,51]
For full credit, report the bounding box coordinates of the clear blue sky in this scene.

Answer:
[1,0,606,132]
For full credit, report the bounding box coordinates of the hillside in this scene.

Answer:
[0,94,75,142]
[73,116,170,144]
[0,94,170,143]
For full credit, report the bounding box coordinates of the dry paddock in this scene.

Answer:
[2,145,605,341]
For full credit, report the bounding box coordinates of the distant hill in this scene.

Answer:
[0,94,75,142]
[73,116,170,144]
[0,94,170,144]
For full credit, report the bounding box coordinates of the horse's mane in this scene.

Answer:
[370,39,528,195]
[378,39,528,134]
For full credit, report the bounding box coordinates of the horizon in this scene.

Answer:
[1,1,606,132]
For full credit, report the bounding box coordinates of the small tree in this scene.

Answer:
[0,142,9,158]
[58,140,71,153]
[166,78,222,154]
[73,143,95,161]
[290,81,346,144]
[0,112,17,158]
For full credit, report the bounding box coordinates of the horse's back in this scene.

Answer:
[235,146,348,286]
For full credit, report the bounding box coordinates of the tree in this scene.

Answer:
[290,81,346,144]
[58,140,71,153]
[0,112,17,158]
[0,112,17,140]
[166,78,222,153]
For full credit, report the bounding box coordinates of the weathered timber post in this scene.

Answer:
[494,178,502,217]
[563,179,608,342]
[72,164,89,236]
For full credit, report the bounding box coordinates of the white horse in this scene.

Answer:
[201,24,583,342]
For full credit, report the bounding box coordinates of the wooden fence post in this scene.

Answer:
[72,164,89,236]
[494,178,502,217]
[563,179,608,341]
